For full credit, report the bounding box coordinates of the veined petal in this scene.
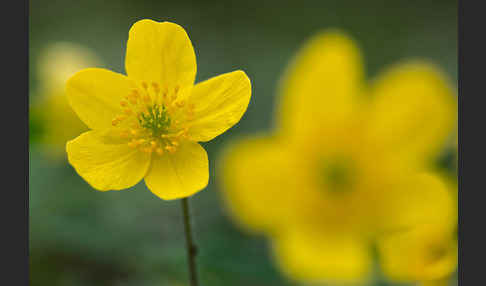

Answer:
[144,141,208,200]
[277,31,364,139]
[66,68,137,130]
[271,229,372,283]
[219,135,310,234]
[66,131,151,191]
[366,61,457,165]
[186,70,251,142]
[125,19,196,87]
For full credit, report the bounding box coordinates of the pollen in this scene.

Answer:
[111,82,195,156]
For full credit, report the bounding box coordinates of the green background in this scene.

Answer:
[29,0,458,285]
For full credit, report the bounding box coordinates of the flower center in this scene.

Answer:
[318,156,357,194]
[111,81,195,155]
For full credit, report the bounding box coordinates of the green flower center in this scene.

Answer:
[110,81,195,155]
[319,156,357,194]
[138,104,171,137]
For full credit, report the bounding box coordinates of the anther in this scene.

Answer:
[120,130,130,138]
[156,148,164,155]
[152,82,160,93]
[142,81,148,90]
[128,140,137,148]
[165,145,177,153]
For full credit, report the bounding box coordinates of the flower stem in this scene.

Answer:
[181,198,199,286]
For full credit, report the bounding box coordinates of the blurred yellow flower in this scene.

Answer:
[66,19,251,200]
[30,42,101,158]
[219,31,456,283]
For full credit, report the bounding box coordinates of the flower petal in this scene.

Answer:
[377,174,457,281]
[66,131,151,191]
[66,68,136,130]
[272,229,372,283]
[378,224,457,282]
[277,31,364,139]
[219,135,309,234]
[144,141,208,200]
[125,19,197,87]
[366,62,457,165]
[186,70,251,142]
[380,173,456,232]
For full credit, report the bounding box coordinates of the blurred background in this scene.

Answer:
[29,0,457,285]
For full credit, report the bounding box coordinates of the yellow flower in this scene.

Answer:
[219,31,456,282]
[30,42,101,158]
[66,19,251,200]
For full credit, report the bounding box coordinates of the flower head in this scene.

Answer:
[30,42,100,158]
[219,31,456,283]
[66,19,251,200]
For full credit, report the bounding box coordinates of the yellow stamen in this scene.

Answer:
[165,145,177,153]
[152,82,160,93]
[128,140,137,148]
[143,94,151,103]
[120,130,130,138]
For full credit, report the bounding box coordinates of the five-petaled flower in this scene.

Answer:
[219,31,456,284]
[66,19,251,200]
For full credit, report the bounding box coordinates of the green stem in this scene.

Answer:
[181,198,199,286]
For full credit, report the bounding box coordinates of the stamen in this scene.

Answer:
[152,82,160,93]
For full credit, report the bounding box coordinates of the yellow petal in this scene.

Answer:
[66,68,136,130]
[380,173,457,233]
[66,131,151,191]
[378,225,457,282]
[125,19,196,87]
[218,135,311,234]
[185,70,251,142]
[420,277,452,286]
[277,31,364,140]
[378,175,457,282]
[144,141,208,200]
[272,229,372,283]
[35,91,88,154]
[366,61,457,166]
